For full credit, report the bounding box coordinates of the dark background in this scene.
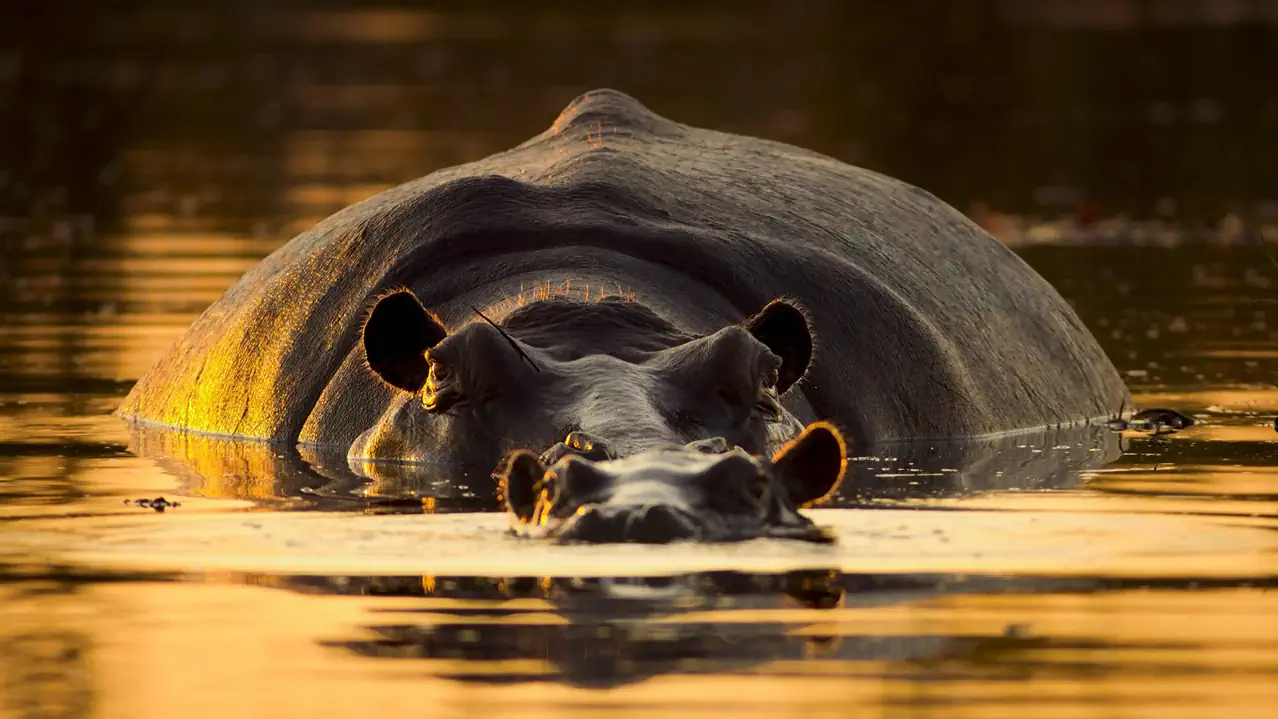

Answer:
[2,0,1276,246]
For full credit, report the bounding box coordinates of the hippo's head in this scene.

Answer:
[496,421,846,543]
[352,290,815,479]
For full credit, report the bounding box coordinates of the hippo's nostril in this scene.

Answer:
[544,431,615,463]
[564,431,595,452]
[624,505,699,544]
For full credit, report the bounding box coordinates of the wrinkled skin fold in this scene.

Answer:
[496,422,847,544]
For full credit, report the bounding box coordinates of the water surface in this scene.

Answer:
[3,3,1278,717]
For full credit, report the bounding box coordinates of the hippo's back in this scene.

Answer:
[118,89,1129,444]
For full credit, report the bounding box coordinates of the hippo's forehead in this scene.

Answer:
[498,297,697,362]
[556,351,655,376]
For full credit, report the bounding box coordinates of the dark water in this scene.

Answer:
[3,3,1278,717]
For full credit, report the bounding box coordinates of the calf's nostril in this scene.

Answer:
[624,504,698,544]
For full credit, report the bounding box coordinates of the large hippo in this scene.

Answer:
[118,89,1130,541]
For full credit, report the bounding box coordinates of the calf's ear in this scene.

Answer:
[496,450,548,524]
[363,290,448,393]
[771,421,847,507]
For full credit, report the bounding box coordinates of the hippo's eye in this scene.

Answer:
[422,358,462,412]
[429,360,452,381]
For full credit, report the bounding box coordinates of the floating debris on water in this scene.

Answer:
[1108,408,1196,434]
[124,497,181,512]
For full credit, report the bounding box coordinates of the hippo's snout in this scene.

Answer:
[557,504,703,544]
[497,422,847,544]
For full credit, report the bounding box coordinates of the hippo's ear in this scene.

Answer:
[496,450,547,524]
[771,421,846,507]
[364,290,448,393]
[744,299,812,394]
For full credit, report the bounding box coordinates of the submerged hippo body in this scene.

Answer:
[119,89,1130,538]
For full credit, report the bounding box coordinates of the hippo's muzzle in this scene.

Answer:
[496,422,847,544]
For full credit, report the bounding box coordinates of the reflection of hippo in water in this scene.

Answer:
[279,570,1088,690]
[118,89,1129,541]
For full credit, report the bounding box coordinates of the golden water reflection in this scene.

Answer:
[2,570,1275,718]
[5,236,1278,716]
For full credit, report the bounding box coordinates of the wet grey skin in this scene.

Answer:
[496,422,847,544]
[355,291,813,481]
[117,88,1133,475]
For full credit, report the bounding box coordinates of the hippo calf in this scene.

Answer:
[498,422,846,544]
[117,88,1130,543]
